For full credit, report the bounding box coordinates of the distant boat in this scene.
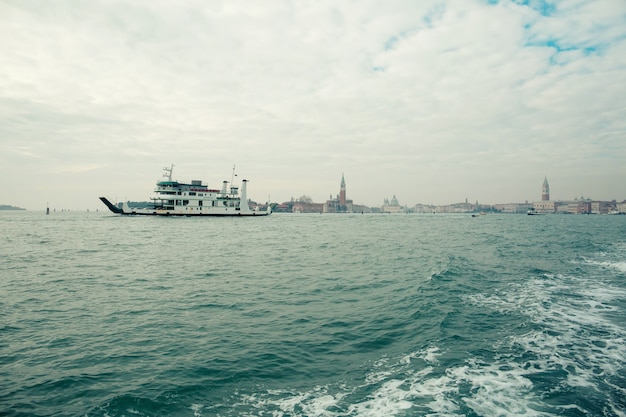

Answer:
[99,165,271,217]
[527,208,545,215]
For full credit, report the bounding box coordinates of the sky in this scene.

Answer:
[1,0,625,210]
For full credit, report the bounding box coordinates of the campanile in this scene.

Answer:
[339,173,346,206]
[542,177,550,201]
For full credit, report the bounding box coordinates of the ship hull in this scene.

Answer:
[99,197,270,216]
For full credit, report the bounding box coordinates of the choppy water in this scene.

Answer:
[1,211,625,416]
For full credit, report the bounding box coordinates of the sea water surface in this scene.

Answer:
[1,211,625,416]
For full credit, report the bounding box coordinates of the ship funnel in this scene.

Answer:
[221,180,228,194]
[239,179,251,213]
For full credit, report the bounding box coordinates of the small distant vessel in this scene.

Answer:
[99,165,271,217]
[527,208,545,215]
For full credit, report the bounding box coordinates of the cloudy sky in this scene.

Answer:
[1,0,625,210]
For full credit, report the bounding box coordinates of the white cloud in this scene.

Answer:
[0,0,625,209]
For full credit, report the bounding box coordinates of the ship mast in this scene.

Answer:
[163,164,174,181]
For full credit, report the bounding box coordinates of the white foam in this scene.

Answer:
[285,392,341,417]
[580,245,626,274]
[190,403,203,417]
[455,368,542,416]
[413,346,441,365]
[583,259,626,273]
[365,356,393,384]
[347,379,413,417]
[463,271,626,413]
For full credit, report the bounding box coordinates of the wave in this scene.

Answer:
[177,270,626,416]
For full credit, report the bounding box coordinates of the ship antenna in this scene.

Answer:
[231,164,236,186]
[163,164,174,181]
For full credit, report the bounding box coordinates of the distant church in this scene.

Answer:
[382,195,404,213]
[324,173,353,213]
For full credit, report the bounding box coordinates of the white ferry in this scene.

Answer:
[99,165,271,216]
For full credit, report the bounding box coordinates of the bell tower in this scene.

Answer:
[542,177,550,201]
[339,173,346,206]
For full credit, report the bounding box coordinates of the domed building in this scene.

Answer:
[382,195,404,213]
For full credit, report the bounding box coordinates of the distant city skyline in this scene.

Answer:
[277,175,624,214]
[2,1,625,210]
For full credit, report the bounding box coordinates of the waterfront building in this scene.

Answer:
[533,200,556,213]
[494,203,533,213]
[591,201,617,214]
[292,202,325,213]
[556,200,591,214]
[414,203,436,213]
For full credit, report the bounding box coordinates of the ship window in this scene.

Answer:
[189,192,196,196]
[183,200,189,206]
[199,201,203,207]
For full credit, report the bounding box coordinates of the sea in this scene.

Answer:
[1,211,625,417]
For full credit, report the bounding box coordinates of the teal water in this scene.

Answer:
[1,211,625,416]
